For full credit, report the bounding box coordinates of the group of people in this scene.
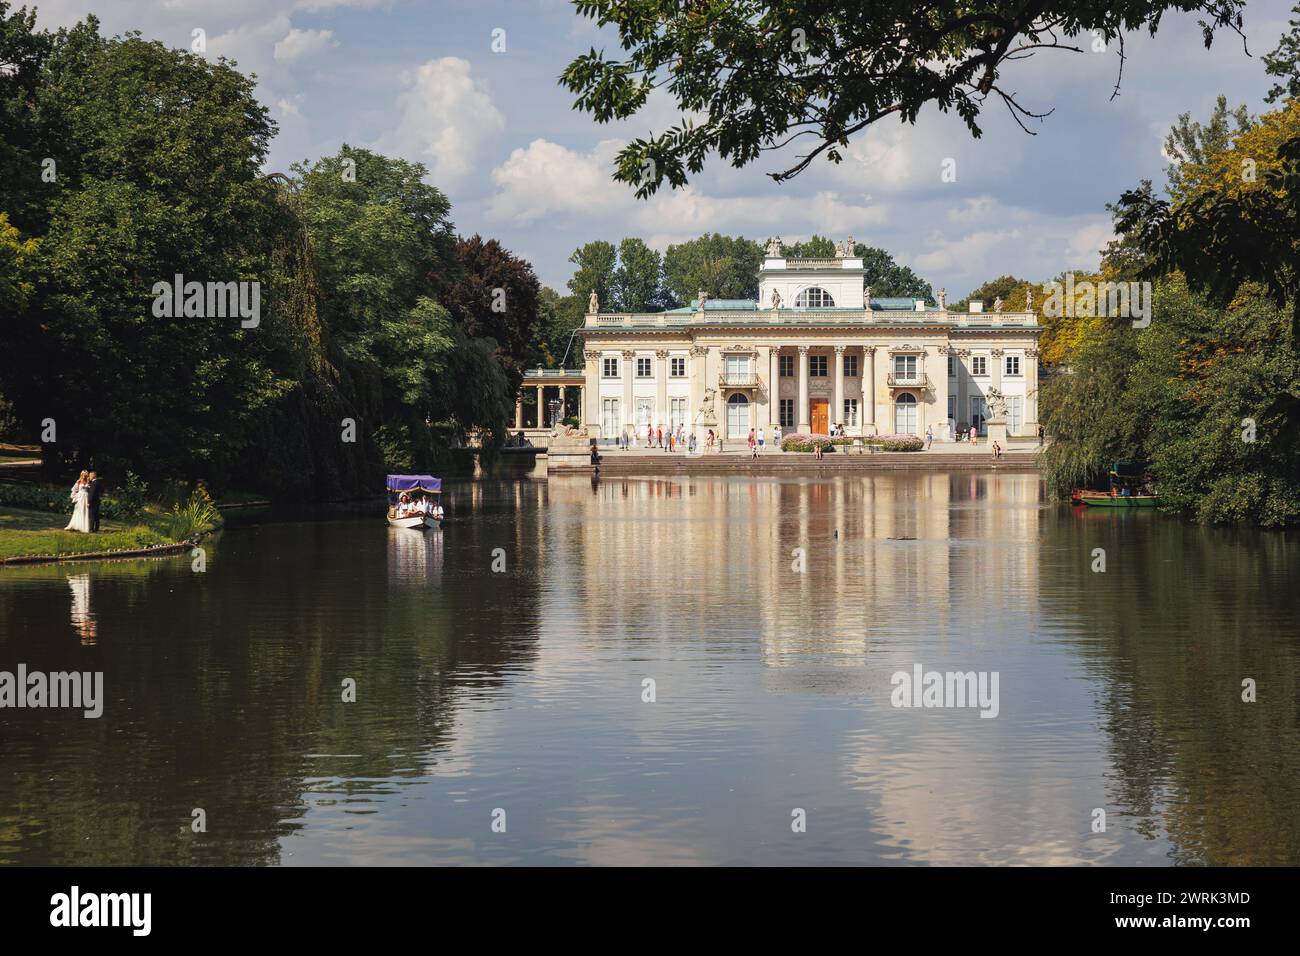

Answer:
[64,470,105,533]
[394,493,443,520]
[618,422,696,452]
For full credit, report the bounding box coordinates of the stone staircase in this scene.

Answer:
[553,451,1041,474]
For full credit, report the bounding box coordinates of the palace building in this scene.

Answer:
[537,239,1041,442]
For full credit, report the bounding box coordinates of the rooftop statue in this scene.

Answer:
[588,289,598,314]
[770,288,782,310]
[766,236,783,258]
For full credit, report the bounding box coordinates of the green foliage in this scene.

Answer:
[662,233,763,302]
[164,483,222,541]
[1264,4,1300,104]
[561,0,1246,195]
[611,237,664,312]
[566,240,617,304]
[117,471,148,519]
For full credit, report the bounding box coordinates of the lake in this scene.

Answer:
[1,473,1296,865]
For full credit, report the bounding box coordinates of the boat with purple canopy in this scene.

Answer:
[386,474,443,529]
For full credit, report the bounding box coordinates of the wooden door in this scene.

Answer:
[811,398,829,435]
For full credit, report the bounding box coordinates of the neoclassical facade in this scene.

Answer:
[578,242,1041,441]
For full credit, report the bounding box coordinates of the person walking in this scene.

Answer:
[757,426,765,451]
[773,424,782,450]
[748,429,757,459]
[925,425,933,451]
[706,429,715,453]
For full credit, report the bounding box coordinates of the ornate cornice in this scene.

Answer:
[621,350,636,359]
[582,349,599,360]
[654,349,670,359]
[690,345,708,356]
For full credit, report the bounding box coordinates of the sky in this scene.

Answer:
[28,0,1300,297]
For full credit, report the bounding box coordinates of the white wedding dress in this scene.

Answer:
[65,483,92,533]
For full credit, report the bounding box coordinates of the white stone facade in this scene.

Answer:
[579,252,1041,441]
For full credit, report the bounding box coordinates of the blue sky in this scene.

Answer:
[31,0,1299,296]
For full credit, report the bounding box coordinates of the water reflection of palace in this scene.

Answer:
[543,473,1041,667]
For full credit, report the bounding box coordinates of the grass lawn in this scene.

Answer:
[0,505,174,561]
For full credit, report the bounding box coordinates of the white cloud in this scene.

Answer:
[378,57,505,191]
[274,27,338,63]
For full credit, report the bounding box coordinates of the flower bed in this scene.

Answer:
[779,433,837,453]
[868,434,925,451]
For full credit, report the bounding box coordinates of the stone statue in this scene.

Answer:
[985,387,1008,420]
[1026,285,1033,311]
[588,289,598,314]
[697,289,708,311]
[697,387,718,425]
[846,235,855,254]
[766,236,782,258]
[770,288,782,310]
[864,285,872,305]
[993,296,1003,313]
[937,287,946,309]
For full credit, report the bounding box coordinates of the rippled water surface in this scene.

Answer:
[1,473,1297,865]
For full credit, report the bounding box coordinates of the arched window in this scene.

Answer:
[794,287,835,308]
[894,393,918,435]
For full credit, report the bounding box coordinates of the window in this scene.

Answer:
[601,398,620,435]
[670,356,686,377]
[779,354,794,377]
[894,355,917,377]
[971,355,987,376]
[602,357,619,378]
[794,287,835,308]
[844,354,859,377]
[636,357,652,378]
[1007,396,1023,431]
[1005,355,1021,376]
[726,392,750,439]
[970,396,987,434]
[843,399,859,427]
[670,397,688,428]
[948,355,955,377]
[947,396,956,421]
[724,354,752,375]
[779,399,794,428]
[810,355,828,376]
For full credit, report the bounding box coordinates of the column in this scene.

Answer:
[582,350,599,433]
[655,350,669,431]
[535,385,545,428]
[864,346,876,434]
[690,345,707,441]
[621,350,635,432]
[833,345,845,432]
[1026,348,1039,428]
[558,385,567,424]
[769,347,781,429]
[514,395,523,430]
[991,348,1004,393]
[797,345,810,432]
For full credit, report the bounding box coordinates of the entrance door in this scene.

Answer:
[810,398,829,434]
[895,393,918,434]
[726,393,750,438]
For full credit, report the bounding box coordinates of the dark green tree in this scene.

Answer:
[562,0,1247,195]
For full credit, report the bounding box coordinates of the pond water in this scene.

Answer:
[1,473,1296,865]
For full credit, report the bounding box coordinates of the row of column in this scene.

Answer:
[778,345,877,433]
[514,385,583,429]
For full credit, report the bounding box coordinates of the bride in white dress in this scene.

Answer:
[65,471,92,533]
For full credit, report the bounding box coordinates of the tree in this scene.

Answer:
[566,240,617,307]
[857,245,933,300]
[610,237,663,312]
[1162,94,1251,192]
[1264,4,1300,104]
[662,233,763,302]
[440,234,543,391]
[561,0,1247,196]
[952,275,1030,312]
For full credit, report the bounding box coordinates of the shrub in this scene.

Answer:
[879,435,924,451]
[164,484,223,541]
[562,415,581,428]
[780,433,838,453]
[117,471,148,518]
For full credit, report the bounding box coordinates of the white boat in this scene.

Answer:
[387,512,440,530]
[386,474,444,530]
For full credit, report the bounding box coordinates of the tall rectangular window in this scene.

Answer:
[636,357,652,378]
[844,354,859,377]
[894,355,917,376]
[602,398,620,435]
[971,355,987,376]
[810,355,828,376]
[602,357,618,378]
[724,354,752,375]
[843,399,859,427]
[1005,355,1021,376]
[670,356,686,377]
[948,355,955,376]
[670,397,688,428]
[947,396,956,420]
[779,354,794,377]
[1007,396,1023,431]
[779,399,794,428]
